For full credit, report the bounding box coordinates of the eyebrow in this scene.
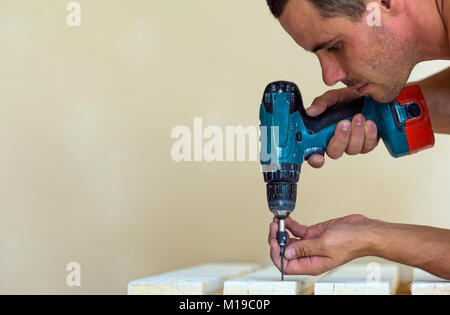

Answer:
[310,36,339,53]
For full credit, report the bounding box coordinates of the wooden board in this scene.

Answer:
[127,263,260,295]
[223,266,325,295]
[314,263,399,295]
[411,268,450,295]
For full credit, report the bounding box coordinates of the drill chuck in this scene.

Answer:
[262,163,300,218]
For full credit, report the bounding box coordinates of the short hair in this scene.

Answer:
[266,0,367,20]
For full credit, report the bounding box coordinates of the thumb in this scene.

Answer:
[307,89,349,117]
[306,98,328,117]
[284,238,325,260]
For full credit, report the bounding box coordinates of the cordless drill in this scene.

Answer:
[259,81,435,280]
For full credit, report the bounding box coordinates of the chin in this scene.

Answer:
[369,86,401,104]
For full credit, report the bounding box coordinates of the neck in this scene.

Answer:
[408,0,450,61]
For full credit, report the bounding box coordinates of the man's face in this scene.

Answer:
[279,0,416,103]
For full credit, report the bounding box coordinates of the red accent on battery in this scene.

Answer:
[396,84,435,154]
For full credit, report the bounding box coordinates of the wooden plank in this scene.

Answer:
[223,266,325,295]
[411,269,450,295]
[127,263,260,295]
[314,263,399,295]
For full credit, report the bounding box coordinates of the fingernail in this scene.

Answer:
[285,248,297,259]
[341,121,351,131]
[355,116,364,126]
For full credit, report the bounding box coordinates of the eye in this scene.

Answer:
[328,41,343,52]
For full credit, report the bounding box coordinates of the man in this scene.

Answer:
[266,0,450,279]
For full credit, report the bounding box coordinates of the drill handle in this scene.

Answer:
[298,96,366,135]
[260,81,368,163]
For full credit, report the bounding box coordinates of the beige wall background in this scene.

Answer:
[0,0,449,294]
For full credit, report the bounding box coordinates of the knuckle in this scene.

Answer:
[345,149,357,156]
[350,214,368,221]
[326,149,343,160]
[324,89,338,98]
[319,236,331,251]
[346,144,362,155]
[360,147,373,154]
[296,244,311,258]
[312,96,322,104]
[367,139,378,148]
[328,150,344,160]
[365,144,377,153]
[361,140,377,154]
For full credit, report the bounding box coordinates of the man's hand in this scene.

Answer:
[306,88,380,168]
[268,214,374,276]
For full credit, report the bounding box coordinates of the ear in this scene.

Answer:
[378,0,404,16]
[381,0,391,10]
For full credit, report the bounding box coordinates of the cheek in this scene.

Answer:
[348,36,397,82]
[343,42,374,79]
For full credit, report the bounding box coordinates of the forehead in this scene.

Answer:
[279,0,351,51]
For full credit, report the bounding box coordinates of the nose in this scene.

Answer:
[318,56,347,86]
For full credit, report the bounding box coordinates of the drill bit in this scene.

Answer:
[277,217,287,281]
[280,245,285,281]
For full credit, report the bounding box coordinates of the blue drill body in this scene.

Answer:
[260,83,411,169]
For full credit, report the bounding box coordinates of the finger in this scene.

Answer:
[307,88,361,118]
[269,238,281,270]
[284,256,333,276]
[326,120,351,159]
[346,114,365,155]
[285,217,308,238]
[269,218,297,244]
[284,238,326,260]
[269,223,301,272]
[306,98,329,117]
[302,222,328,239]
[307,154,325,168]
[286,238,301,248]
[307,89,345,117]
[337,214,368,223]
[361,120,379,154]
[271,238,302,273]
[268,222,278,245]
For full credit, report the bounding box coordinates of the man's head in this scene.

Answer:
[267,0,419,103]
[267,0,367,20]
